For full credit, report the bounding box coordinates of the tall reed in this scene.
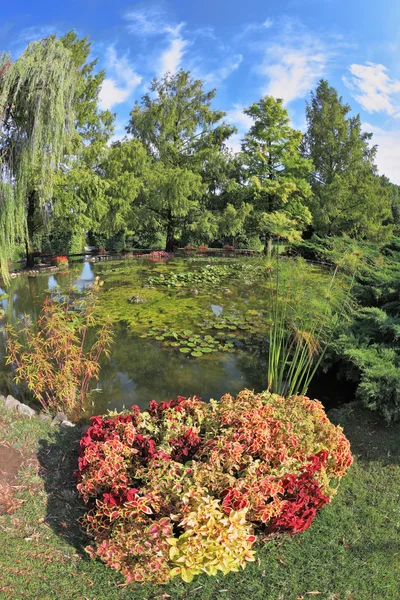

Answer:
[266,246,353,397]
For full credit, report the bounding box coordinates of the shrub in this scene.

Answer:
[51,255,68,266]
[77,390,352,585]
[5,289,113,415]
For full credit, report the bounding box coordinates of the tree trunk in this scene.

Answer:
[25,191,36,268]
[265,235,273,259]
[25,239,35,268]
[165,212,175,252]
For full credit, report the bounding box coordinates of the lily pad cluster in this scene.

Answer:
[141,327,235,357]
[145,263,259,289]
[142,311,270,358]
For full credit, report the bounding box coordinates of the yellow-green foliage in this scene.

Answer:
[168,491,256,582]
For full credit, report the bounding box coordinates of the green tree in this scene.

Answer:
[0,37,77,276]
[126,70,236,250]
[240,96,313,255]
[48,31,114,255]
[302,80,392,240]
[379,175,400,233]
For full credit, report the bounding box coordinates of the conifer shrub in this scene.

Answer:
[77,390,352,585]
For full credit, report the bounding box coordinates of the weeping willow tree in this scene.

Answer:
[0,36,77,279]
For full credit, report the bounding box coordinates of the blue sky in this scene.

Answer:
[2,0,400,182]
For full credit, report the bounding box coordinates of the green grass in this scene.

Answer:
[0,402,399,600]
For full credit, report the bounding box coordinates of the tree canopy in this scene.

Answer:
[125,70,236,250]
[302,79,392,241]
[239,96,313,254]
[0,34,399,271]
[0,36,77,278]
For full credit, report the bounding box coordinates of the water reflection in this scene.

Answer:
[211,304,223,317]
[0,260,268,415]
[92,326,265,414]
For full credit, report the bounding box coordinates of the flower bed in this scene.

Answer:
[77,390,352,585]
[50,255,68,267]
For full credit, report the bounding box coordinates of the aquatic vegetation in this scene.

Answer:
[146,265,232,288]
[0,256,351,414]
[263,253,351,397]
[77,390,352,585]
[145,261,261,289]
[142,327,225,356]
[5,289,113,415]
[142,311,270,357]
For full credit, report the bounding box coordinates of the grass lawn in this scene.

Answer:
[0,401,399,600]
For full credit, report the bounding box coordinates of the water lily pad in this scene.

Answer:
[155,335,165,340]
[191,351,203,357]
[179,347,191,353]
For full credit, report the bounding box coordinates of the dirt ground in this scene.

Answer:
[0,441,24,514]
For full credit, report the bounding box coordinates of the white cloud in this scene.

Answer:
[365,122,400,184]
[236,19,274,40]
[224,105,254,154]
[158,24,189,76]
[226,132,242,154]
[124,8,190,77]
[17,25,59,44]
[99,46,141,111]
[225,105,253,130]
[343,63,400,116]
[260,34,327,104]
[124,7,165,36]
[203,54,243,85]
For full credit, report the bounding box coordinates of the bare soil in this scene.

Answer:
[0,443,24,514]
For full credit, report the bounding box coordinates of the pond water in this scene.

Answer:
[0,257,351,416]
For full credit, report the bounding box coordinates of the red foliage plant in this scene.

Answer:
[77,390,352,585]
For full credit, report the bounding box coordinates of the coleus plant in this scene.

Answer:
[77,390,352,585]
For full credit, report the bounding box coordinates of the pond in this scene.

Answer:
[0,256,351,416]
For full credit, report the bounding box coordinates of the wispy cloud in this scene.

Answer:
[236,19,274,41]
[158,23,189,76]
[20,25,59,41]
[124,7,190,77]
[258,21,328,104]
[224,105,254,153]
[365,122,400,184]
[343,63,400,116]
[225,105,253,131]
[124,7,166,36]
[203,54,243,85]
[99,46,142,111]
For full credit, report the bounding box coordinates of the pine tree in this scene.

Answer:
[302,79,392,240]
